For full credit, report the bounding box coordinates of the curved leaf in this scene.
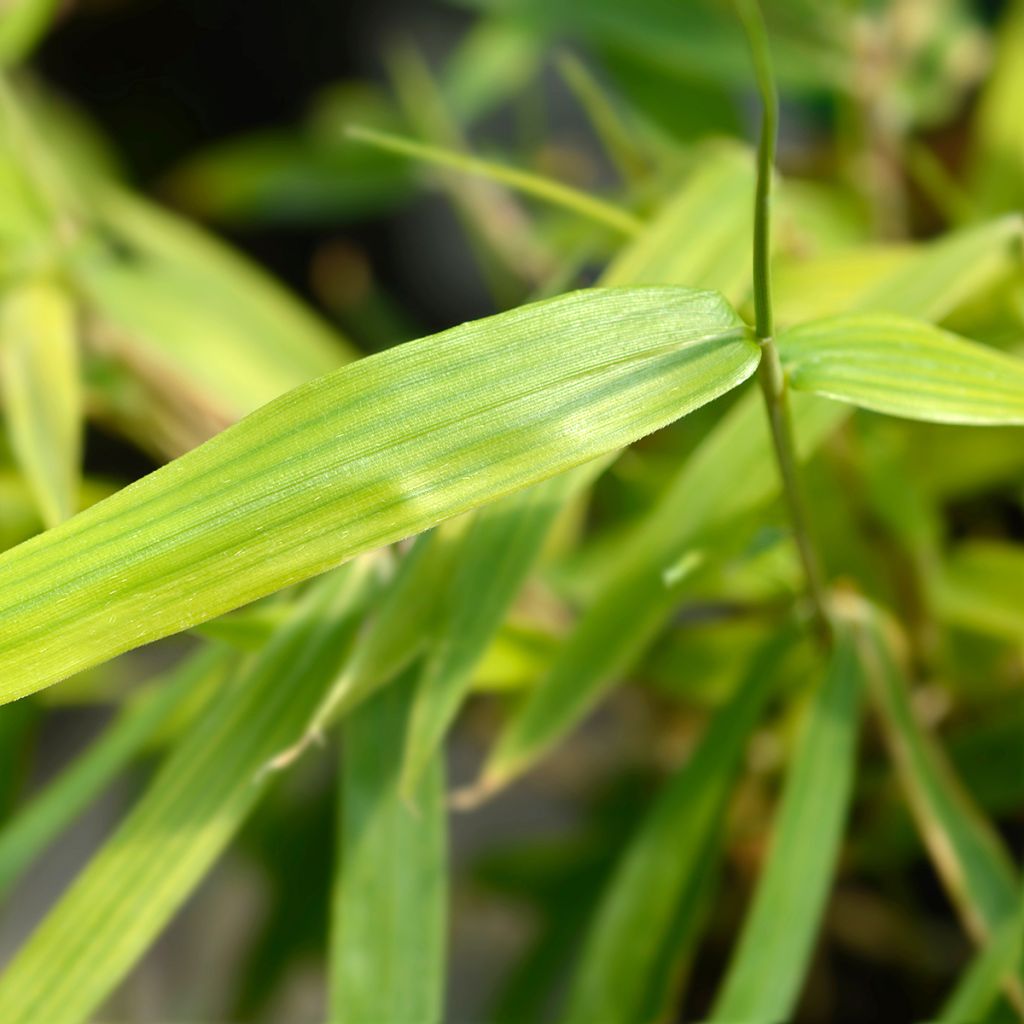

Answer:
[780,315,1024,425]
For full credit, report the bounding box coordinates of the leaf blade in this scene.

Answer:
[330,671,447,1023]
[709,621,863,1022]
[779,314,1024,425]
[0,278,82,527]
[0,286,758,704]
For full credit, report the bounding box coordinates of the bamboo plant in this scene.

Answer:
[0,0,1022,1021]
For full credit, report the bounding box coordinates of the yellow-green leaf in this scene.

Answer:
[0,565,371,1024]
[0,286,758,705]
[0,277,82,528]
[779,315,1024,425]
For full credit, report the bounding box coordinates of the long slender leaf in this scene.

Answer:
[562,631,794,1024]
[937,886,1024,1024]
[0,564,372,1024]
[602,142,755,304]
[779,314,1024,425]
[0,645,232,898]
[330,671,447,1023]
[856,609,1020,945]
[400,462,606,799]
[709,621,863,1022]
[0,277,82,527]
[0,0,60,65]
[0,286,758,705]
[347,124,643,236]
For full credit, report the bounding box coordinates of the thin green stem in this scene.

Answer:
[736,0,830,639]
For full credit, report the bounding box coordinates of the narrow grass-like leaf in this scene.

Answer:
[937,885,1024,1024]
[602,142,755,303]
[562,631,794,1024]
[855,215,1023,322]
[0,645,232,898]
[0,286,758,705]
[779,314,1024,425]
[75,187,353,426]
[0,564,372,1024]
[347,124,644,236]
[709,621,863,1022]
[0,0,59,64]
[0,277,82,527]
[330,671,447,1024]
[261,524,466,772]
[400,463,606,799]
[856,609,1019,945]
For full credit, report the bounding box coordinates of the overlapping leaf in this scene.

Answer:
[0,565,371,1024]
[709,621,863,1022]
[330,672,447,1023]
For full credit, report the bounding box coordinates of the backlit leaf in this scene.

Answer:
[0,564,372,1024]
[0,277,82,527]
[0,286,758,704]
[779,314,1024,425]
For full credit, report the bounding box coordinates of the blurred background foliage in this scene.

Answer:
[0,0,1021,1021]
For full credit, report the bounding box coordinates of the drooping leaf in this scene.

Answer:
[779,314,1024,425]
[709,620,863,1022]
[75,187,355,427]
[347,124,643,236]
[856,608,1020,947]
[0,286,758,705]
[562,630,794,1024]
[0,564,372,1024]
[330,670,447,1024]
[0,645,232,898]
[400,462,608,799]
[0,277,82,527]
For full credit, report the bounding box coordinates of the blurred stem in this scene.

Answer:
[736,0,830,641]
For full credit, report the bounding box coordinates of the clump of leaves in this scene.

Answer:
[0,0,1022,1022]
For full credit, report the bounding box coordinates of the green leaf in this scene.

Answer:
[400,463,606,799]
[931,541,1024,641]
[0,277,82,527]
[709,621,863,1022]
[74,186,355,426]
[0,0,60,65]
[347,124,643,236]
[330,670,447,1024]
[602,142,755,304]
[0,286,758,705]
[856,608,1020,946]
[779,315,1024,425]
[0,564,372,1024]
[854,215,1023,322]
[937,886,1024,1024]
[0,645,232,898]
[562,631,794,1024]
